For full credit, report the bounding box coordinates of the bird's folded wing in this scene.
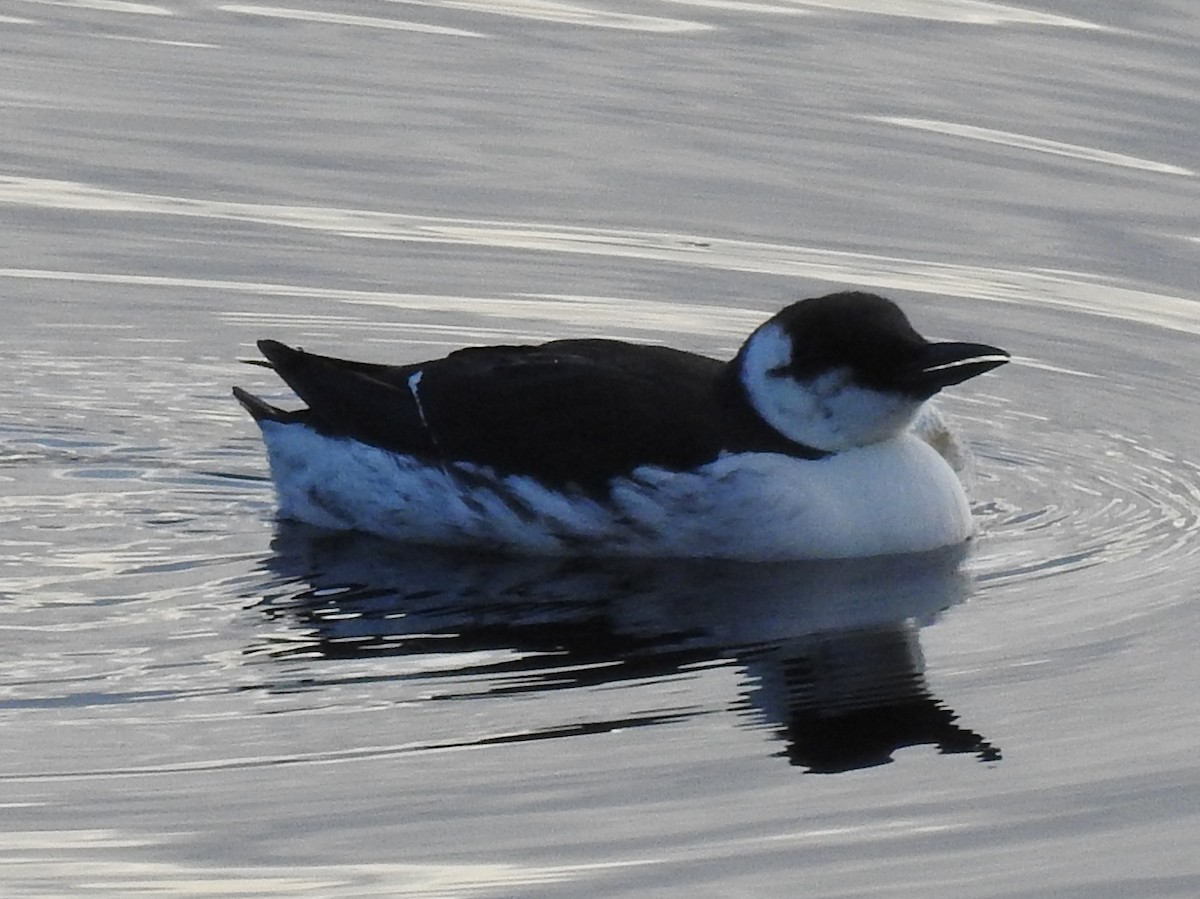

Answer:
[254,339,728,490]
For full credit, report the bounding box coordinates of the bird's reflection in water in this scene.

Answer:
[742,627,999,772]
[248,524,999,772]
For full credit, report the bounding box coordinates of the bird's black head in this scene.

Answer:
[771,292,1009,398]
[736,291,1009,451]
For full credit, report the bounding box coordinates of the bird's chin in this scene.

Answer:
[777,383,927,454]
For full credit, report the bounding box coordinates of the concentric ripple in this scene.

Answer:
[935,302,1200,651]
[975,426,1200,584]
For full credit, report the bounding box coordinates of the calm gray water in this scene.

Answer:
[3,1,1200,896]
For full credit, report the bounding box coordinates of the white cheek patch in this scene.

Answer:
[739,322,924,451]
[815,376,924,449]
[739,322,819,445]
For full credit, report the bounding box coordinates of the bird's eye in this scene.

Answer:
[766,365,792,379]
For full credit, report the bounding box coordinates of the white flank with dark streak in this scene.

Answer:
[258,419,973,561]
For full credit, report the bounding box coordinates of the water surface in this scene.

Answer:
[3,2,1200,896]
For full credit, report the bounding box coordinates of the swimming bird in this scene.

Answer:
[234,291,1008,560]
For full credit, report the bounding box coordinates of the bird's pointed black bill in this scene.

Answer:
[900,342,1010,396]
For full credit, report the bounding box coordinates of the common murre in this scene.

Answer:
[233,291,1009,560]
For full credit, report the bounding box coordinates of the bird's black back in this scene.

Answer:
[254,337,823,492]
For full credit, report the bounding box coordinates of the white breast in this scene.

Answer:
[257,421,974,561]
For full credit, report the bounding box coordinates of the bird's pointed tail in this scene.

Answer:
[232,385,289,423]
